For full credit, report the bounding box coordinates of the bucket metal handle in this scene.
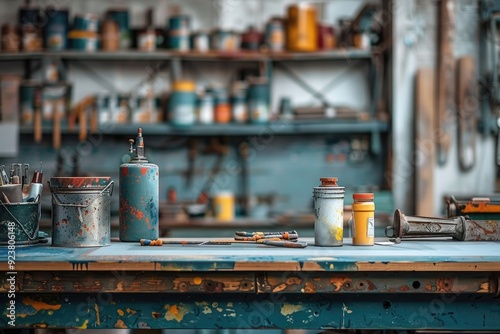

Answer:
[49,180,114,208]
[0,200,40,241]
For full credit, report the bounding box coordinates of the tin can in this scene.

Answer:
[214,89,231,123]
[169,80,196,127]
[241,26,262,51]
[265,17,285,52]
[213,191,235,222]
[44,8,69,51]
[19,81,41,125]
[317,23,336,50]
[20,25,42,51]
[287,3,317,52]
[138,28,156,51]
[0,202,40,246]
[119,128,159,242]
[49,177,113,247]
[168,15,190,51]
[73,13,99,32]
[231,91,248,123]
[197,91,214,124]
[313,177,345,247]
[96,95,111,124]
[191,31,209,52]
[351,193,375,246]
[210,29,240,52]
[1,24,20,52]
[101,19,120,51]
[68,30,99,51]
[106,8,130,49]
[247,78,270,123]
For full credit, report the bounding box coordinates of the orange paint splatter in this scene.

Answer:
[129,206,144,220]
[146,217,149,223]
[122,167,128,176]
[78,229,83,236]
[170,305,179,314]
[141,168,148,175]
[23,298,61,311]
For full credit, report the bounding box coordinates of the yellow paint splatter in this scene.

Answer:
[212,302,218,308]
[76,320,89,329]
[478,282,490,292]
[228,313,237,318]
[23,298,61,311]
[114,319,127,328]
[335,227,343,241]
[94,304,100,326]
[47,310,54,316]
[217,308,223,312]
[126,308,137,315]
[227,302,233,307]
[202,306,212,314]
[193,277,202,285]
[117,309,124,316]
[164,304,186,322]
[329,264,334,269]
[281,303,304,316]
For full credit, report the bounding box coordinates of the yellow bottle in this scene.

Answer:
[351,193,375,246]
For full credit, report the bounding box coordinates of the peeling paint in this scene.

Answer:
[114,319,127,328]
[281,303,304,316]
[478,282,490,292]
[165,304,186,322]
[126,308,137,315]
[77,319,89,329]
[202,305,212,314]
[94,304,100,326]
[342,303,353,314]
[227,302,233,307]
[117,309,124,316]
[273,283,287,292]
[23,298,61,312]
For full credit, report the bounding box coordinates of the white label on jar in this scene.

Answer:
[232,103,247,123]
[198,103,213,124]
[174,105,195,125]
[367,217,375,237]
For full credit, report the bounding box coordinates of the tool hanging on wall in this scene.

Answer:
[456,56,477,171]
[386,209,500,243]
[436,0,456,166]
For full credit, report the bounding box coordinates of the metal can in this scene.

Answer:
[68,30,99,51]
[49,177,113,247]
[19,81,41,125]
[241,26,262,51]
[351,193,375,246]
[106,8,130,49]
[197,91,214,124]
[313,177,345,247]
[287,3,317,52]
[191,31,209,52]
[44,8,69,51]
[138,28,156,51]
[168,15,190,51]
[214,89,231,123]
[210,29,240,52]
[247,78,270,123]
[1,24,20,52]
[101,19,120,51]
[265,17,285,52]
[73,13,99,32]
[169,80,196,127]
[119,128,159,242]
[213,191,235,222]
[231,91,248,123]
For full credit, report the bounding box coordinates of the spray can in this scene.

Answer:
[119,128,159,242]
[313,177,345,247]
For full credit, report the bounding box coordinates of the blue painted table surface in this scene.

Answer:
[2,238,500,330]
[1,237,500,271]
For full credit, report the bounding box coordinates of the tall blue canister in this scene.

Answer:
[119,128,159,241]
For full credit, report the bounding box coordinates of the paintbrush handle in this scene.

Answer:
[260,240,307,248]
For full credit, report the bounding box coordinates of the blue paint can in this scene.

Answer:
[44,7,69,50]
[247,78,270,123]
[73,13,99,32]
[168,15,190,51]
[119,128,159,242]
[169,80,196,127]
[106,8,130,49]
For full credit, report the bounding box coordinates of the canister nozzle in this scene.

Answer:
[128,128,148,162]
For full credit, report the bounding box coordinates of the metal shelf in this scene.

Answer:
[19,120,388,136]
[0,49,373,62]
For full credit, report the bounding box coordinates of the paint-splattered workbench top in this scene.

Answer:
[2,237,500,272]
[2,238,500,330]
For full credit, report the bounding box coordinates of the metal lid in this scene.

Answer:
[353,193,374,200]
[49,177,112,189]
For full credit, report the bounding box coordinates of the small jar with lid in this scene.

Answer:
[351,193,375,246]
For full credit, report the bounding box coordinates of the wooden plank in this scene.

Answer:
[436,0,456,165]
[456,56,477,171]
[415,68,436,216]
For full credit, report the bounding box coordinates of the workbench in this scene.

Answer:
[1,238,500,331]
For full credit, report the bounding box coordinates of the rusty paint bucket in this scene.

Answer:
[49,177,113,247]
[0,201,41,246]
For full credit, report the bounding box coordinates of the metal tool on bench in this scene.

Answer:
[385,209,500,243]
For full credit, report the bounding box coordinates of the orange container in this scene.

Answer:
[351,193,375,246]
[287,3,317,52]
